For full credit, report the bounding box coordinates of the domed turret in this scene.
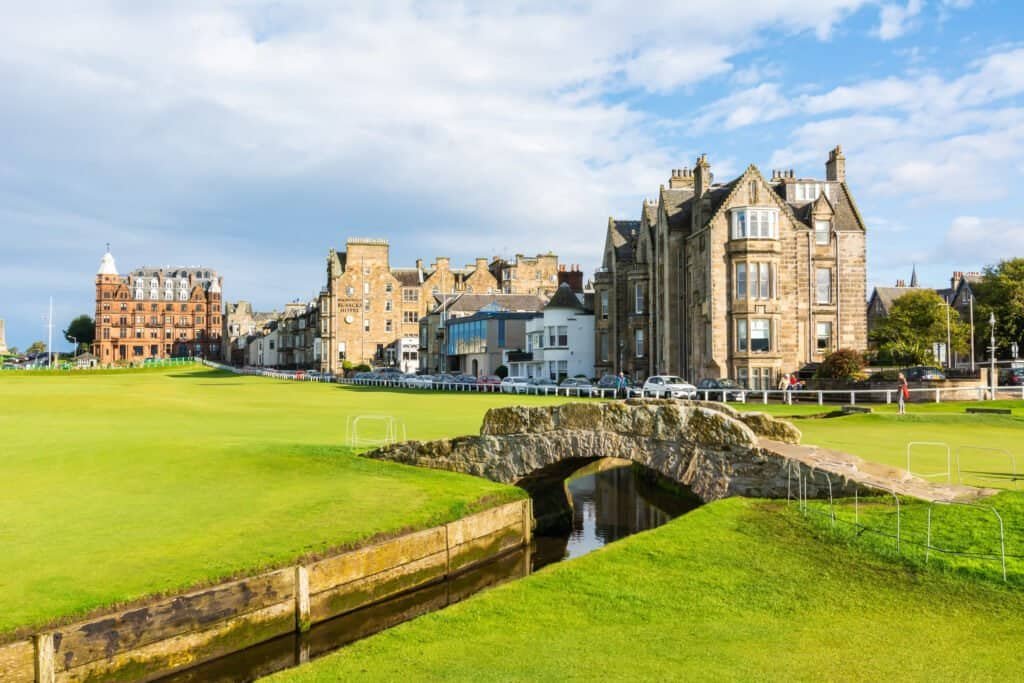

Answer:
[98,246,118,276]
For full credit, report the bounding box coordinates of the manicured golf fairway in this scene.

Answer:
[0,367,566,638]
[271,497,1024,682]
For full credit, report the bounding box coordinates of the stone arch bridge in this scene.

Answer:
[365,400,987,506]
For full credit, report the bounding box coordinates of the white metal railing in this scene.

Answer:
[201,361,1023,405]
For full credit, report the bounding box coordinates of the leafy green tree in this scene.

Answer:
[816,349,866,381]
[870,289,969,366]
[972,258,1024,359]
[26,341,46,355]
[7,346,18,356]
[63,315,95,352]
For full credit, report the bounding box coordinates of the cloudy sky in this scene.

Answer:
[2,0,1022,349]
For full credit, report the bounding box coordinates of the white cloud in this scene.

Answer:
[942,216,1024,263]
[875,0,923,40]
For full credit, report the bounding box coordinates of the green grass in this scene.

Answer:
[800,490,1024,585]
[0,367,569,638]
[270,497,1024,682]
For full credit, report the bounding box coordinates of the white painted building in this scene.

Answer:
[246,323,281,367]
[507,284,595,381]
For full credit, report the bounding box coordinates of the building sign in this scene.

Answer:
[338,299,361,313]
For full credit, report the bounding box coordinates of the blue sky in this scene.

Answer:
[2,0,1022,350]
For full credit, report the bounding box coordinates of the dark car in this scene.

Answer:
[902,366,946,382]
[476,375,502,386]
[999,367,1024,386]
[597,374,634,389]
[697,378,746,401]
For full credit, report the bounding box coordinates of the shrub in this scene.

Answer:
[816,349,867,381]
[495,365,509,379]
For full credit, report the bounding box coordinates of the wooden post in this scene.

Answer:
[34,633,55,683]
[294,566,311,633]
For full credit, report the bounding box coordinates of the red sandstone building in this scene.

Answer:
[93,249,224,365]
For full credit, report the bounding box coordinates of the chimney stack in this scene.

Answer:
[475,257,487,271]
[694,154,712,197]
[557,265,584,293]
[669,167,694,189]
[826,145,846,182]
[416,258,423,271]
[895,279,906,288]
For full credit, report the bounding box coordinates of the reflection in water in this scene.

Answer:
[532,461,702,570]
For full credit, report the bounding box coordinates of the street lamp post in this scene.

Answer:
[989,311,997,400]
[969,295,976,371]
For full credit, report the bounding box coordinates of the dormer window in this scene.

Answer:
[794,183,830,202]
[731,208,778,239]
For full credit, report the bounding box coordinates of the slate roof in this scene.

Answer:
[609,219,639,263]
[129,266,218,282]
[391,269,422,287]
[545,283,585,311]
[430,293,545,315]
[869,286,920,315]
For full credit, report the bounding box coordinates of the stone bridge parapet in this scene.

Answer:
[365,400,989,503]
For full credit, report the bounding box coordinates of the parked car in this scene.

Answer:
[1000,367,1024,386]
[560,377,592,387]
[696,378,746,401]
[642,375,697,399]
[500,376,531,393]
[476,375,502,388]
[528,377,557,393]
[902,366,946,381]
[434,373,457,385]
[402,374,434,388]
[454,374,477,384]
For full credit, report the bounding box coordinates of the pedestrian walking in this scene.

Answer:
[616,371,627,399]
[897,372,909,415]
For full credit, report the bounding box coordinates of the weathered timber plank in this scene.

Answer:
[57,601,295,683]
[306,526,446,595]
[0,639,35,683]
[445,501,527,547]
[51,568,294,672]
[448,523,525,575]
[308,550,448,624]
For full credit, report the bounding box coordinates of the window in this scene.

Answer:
[403,311,419,323]
[634,283,645,314]
[556,325,568,347]
[815,219,830,245]
[731,209,778,239]
[750,319,770,352]
[363,299,371,312]
[600,290,609,319]
[346,286,355,297]
[748,180,758,203]
[600,333,609,362]
[816,268,832,304]
[363,282,370,295]
[363,319,370,332]
[736,263,746,300]
[755,263,771,299]
[385,320,393,333]
[795,183,831,202]
[816,321,832,352]
[635,329,645,357]
[403,288,419,302]
[737,367,748,388]
[385,282,393,294]
[385,300,393,312]
[737,319,748,352]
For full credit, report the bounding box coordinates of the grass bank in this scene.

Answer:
[0,367,568,638]
[271,497,1024,682]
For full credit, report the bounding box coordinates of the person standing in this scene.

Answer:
[616,371,627,399]
[778,373,790,392]
[897,372,909,415]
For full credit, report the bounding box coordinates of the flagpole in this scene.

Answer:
[48,296,54,369]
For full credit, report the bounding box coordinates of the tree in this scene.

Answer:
[26,341,46,355]
[7,346,18,356]
[869,289,969,366]
[494,364,509,379]
[972,258,1024,359]
[816,349,866,381]
[63,315,95,352]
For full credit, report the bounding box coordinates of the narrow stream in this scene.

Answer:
[158,460,699,682]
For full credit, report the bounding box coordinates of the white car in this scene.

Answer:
[642,375,697,399]
[500,376,531,393]
[402,374,434,388]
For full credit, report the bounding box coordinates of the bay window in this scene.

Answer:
[731,208,778,239]
[736,263,747,300]
[750,319,770,352]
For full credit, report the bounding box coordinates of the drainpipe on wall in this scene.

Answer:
[807,231,814,364]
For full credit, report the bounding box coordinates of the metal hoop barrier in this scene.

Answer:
[926,500,1007,583]
[906,442,952,482]
[955,446,1020,490]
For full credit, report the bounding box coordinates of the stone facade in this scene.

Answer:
[490,253,560,296]
[223,301,278,363]
[320,239,558,373]
[594,146,868,388]
[93,249,223,365]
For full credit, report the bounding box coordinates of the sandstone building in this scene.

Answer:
[594,146,867,388]
[93,249,223,365]
[223,301,279,363]
[319,238,558,373]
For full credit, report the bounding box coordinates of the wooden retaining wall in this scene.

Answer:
[0,499,531,683]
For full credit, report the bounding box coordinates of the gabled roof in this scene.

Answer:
[391,269,421,287]
[546,283,584,311]
[429,293,546,316]
[609,219,639,263]
[660,187,694,231]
